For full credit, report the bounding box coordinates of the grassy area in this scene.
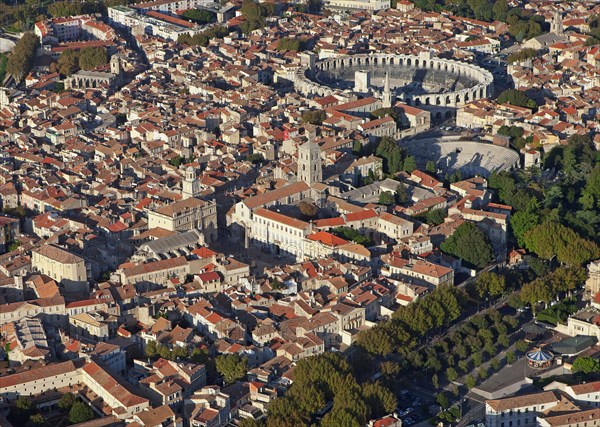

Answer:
[536,299,578,326]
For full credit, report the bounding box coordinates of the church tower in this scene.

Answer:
[551,12,564,35]
[182,166,201,199]
[297,141,322,186]
[382,72,392,108]
[110,54,121,75]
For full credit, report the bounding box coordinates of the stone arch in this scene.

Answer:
[399,57,403,66]
[415,59,420,67]
[435,112,442,120]
[445,111,453,119]
[390,57,394,65]
[437,62,442,70]
[479,87,484,98]
[436,97,441,105]
[425,97,430,105]
[472,90,477,100]
[456,94,461,103]
[414,99,420,106]
[405,98,412,106]
[465,92,470,102]
[407,58,412,66]
[446,96,451,104]
[374,57,378,65]
[444,63,448,71]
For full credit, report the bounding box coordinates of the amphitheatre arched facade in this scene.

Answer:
[294,52,494,120]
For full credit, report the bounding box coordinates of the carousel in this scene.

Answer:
[526,348,554,369]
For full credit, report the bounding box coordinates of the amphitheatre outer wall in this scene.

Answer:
[294,52,494,119]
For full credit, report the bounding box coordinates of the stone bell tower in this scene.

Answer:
[182,166,201,199]
[297,140,322,186]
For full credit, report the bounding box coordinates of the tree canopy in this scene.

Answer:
[376,136,405,175]
[497,89,537,110]
[182,9,215,24]
[440,222,494,268]
[215,353,248,384]
[266,353,395,427]
[301,110,326,125]
[572,356,600,374]
[69,402,95,424]
[6,32,38,83]
[524,222,600,265]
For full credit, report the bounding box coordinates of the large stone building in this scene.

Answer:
[324,0,390,12]
[147,198,217,243]
[31,244,88,294]
[251,208,312,261]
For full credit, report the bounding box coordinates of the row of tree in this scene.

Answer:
[356,284,465,356]
[6,32,38,83]
[51,47,108,77]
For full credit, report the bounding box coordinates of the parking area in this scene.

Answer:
[396,388,434,426]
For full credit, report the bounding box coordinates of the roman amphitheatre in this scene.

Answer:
[294,51,494,120]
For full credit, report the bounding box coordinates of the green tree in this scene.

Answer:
[69,402,95,424]
[58,393,77,411]
[216,353,248,384]
[396,183,408,204]
[57,49,79,76]
[515,340,529,353]
[379,191,396,206]
[240,0,266,33]
[277,37,306,51]
[29,413,46,425]
[78,47,108,71]
[446,367,458,382]
[436,392,449,409]
[356,325,393,355]
[426,160,436,174]
[572,356,600,374]
[363,382,397,418]
[492,0,508,21]
[440,222,494,268]
[145,340,158,358]
[511,199,540,247]
[376,136,405,175]
[15,396,33,412]
[301,110,326,125]
[475,272,506,299]
[426,208,446,226]
[380,361,401,377]
[507,48,538,63]
[182,9,215,24]
[465,375,476,390]
[6,32,38,83]
[506,351,516,365]
[403,155,417,173]
[497,89,537,110]
[524,222,600,265]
